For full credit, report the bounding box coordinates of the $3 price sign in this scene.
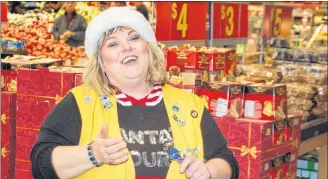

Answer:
[155,2,207,41]
[213,3,248,39]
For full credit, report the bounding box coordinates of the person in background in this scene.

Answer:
[43,1,63,13]
[8,2,27,14]
[52,2,87,47]
[135,2,149,21]
[31,7,239,179]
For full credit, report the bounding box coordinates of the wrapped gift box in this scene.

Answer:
[1,69,17,92]
[195,48,237,82]
[16,68,81,128]
[216,48,237,78]
[243,84,287,121]
[216,116,300,179]
[196,49,224,82]
[166,46,197,71]
[199,82,244,118]
[1,92,17,179]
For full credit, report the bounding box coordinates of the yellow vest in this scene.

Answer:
[70,84,205,179]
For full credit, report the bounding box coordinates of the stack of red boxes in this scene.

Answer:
[15,68,82,178]
[1,92,17,179]
[165,45,237,89]
[216,115,301,179]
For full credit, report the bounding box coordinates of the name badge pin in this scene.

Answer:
[84,96,92,103]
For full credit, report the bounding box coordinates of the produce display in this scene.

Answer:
[1,24,87,63]
[7,10,55,27]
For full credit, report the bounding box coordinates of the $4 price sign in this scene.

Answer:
[213,3,248,39]
[155,2,207,41]
[262,5,293,38]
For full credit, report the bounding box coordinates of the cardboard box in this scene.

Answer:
[199,82,244,118]
[243,84,287,121]
[216,116,301,179]
[16,68,81,128]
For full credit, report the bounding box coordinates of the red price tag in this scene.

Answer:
[263,5,293,38]
[213,3,248,39]
[155,2,207,41]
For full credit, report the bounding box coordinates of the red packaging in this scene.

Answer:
[272,120,286,145]
[199,82,244,118]
[196,50,225,82]
[15,160,33,179]
[216,116,296,179]
[285,114,301,142]
[1,69,17,92]
[195,50,211,71]
[243,84,287,121]
[16,96,56,129]
[216,48,237,77]
[74,73,83,86]
[15,128,39,162]
[166,48,197,71]
[16,68,80,128]
[289,150,298,179]
[281,152,292,178]
[1,92,17,179]
[269,155,284,179]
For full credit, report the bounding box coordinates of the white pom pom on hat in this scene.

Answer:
[85,7,159,59]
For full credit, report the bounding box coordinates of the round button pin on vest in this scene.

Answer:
[191,110,198,118]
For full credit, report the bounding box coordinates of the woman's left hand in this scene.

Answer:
[179,156,212,179]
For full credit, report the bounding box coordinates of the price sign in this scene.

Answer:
[213,3,248,39]
[262,5,293,38]
[155,2,207,41]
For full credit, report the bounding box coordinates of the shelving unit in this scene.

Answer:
[299,117,327,179]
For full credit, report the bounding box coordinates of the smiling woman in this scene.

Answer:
[83,26,167,98]
[30,7,239,179]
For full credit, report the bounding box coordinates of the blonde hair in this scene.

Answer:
[83,27,167,96]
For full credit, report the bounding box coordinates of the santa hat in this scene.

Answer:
[85,7,159,59]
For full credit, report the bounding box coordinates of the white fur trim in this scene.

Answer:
[85,7,161,60]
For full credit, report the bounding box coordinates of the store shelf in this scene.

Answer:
[301,117,328,142]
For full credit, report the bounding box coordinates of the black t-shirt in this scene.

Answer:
[30,92,239,179]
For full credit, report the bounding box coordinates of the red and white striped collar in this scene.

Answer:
[116,84,163,106]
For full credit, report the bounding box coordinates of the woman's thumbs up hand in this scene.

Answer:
[91,124,129,165]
